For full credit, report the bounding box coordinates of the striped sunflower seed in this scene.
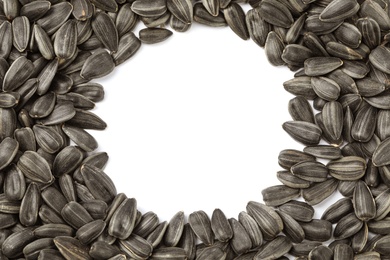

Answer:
[290,161,328,182]
[166,0,193,24]
[300,219,332,242]
[257,0,293,28]
[116,3,138,37]
[359,0,390,31]
[54,20,77,60]
[288,96,315,123]
[118,234,153,259]
[41,186,68,216]
[112,31,141,66]
[36,2,73,35]
[278,200,314,222]
[374,188,390,220]
[33,125,64,154]
[262,185,300,206]
[12,16,30,53]
[254,236,292,260]
[76,219,106,245]
[19,182,40,226]
[311,76,341,101]
[62,124,97,152]
[319,0,359,22]
[1,228,35,258]
[3,56,34,91]
[352,222,368,253]
[139,28,173,44]
[333,212,363,240]
[131,0,167,17]
[53,236,92,260]
[353,181,376,221]
[322,198,353,223]
[194,3,227,27]
[302,178,339,205]
[23,238,55,259]
[277,210,305,243]
[334,243,353,260]
[308,245,333,260]
[327,156,366,180]
[282,121,322,145]
[304,57,343,76]
[90,0,118,12]
[80,199,108,220]
[92,12,119,53]
[61,201,94,229]
[17,151,53,184]
[80,164,116,202]
[33,224,74,238]
[356,17,381,49]
[223,3,249,40]
[238,211,263,248]
[211,208,233,243]
[277,170,311,189]
[333,22,361,49]
[80,48,115,80]
[188,210,214,246]
[4,164,25,201]
[71,0,93,21]
[108,198,137,240]
[229,218,252,255]
[283,76,317,99]
[264,31,285,66]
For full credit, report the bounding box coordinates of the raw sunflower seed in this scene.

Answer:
[90,0,118,12]
[327,156,366,180]
[322,198,353,223]
[303,145,342,160]
[264,31,285,66]
[53,146,83,177]
[194,3,227,27]
[177,223,196,258]
[33,125,64,154]
[326,42,363,60]
[108,198,137,240]
[341,61,370,79]
[300,219,333,242]
[302,178,339,205]
[3,56,34,91]
[229,218,252,255]
[352,222,368,253]
[4,164,25,201]
[17,151,53,184]
[279,200,314,222]
[36,2,73,35]
[12,16,30,53]
[369,45,390,74]
[319,0,359,22]
[277,210,305,243]
[351,103,377,142]
[245,8,269,47]
[116,3,138,37]
[238,211,263,248]
[254,236,292,260]
[166,0,193,24]
[71,0,93,21]
[76,219,106,245]
[257,0,293,28]
[262,185,300,206]
[333,243,353,260]
[0,137,18,170]
[53,236,92,260]
[333,22,361,49]
[89,241,121,259]
[308,245,333,260]
[41,186,68,215]
[34,24,55,60]
[283,76,317,99]
[374,188,390,220]
[353,181,376,221]
[311,76,341,101]
[334,212,363,240]
[290,161,328,182]
[92,12,119,53]
[188,210,214,246]
[282,121,322,145]
[359,0,390,31]
[211,208,233,243]
[139,28,173,44]
[356,17,381,49]
[19,182,40,227]
[304,57,343,76]
[290,242,322,257]
[288,96,315,123]
[131,0,167,17]
[1,229,35,258]
[282,44,313,67]
[81,48,115,80]
[61,201,94,229]
[246,201,283,240]
[0,22,12,59]
[277,170,311,189]
[80,164,116,202]
[118,234,153,259]
[38,101,76,126]
[36,58,59,95]
[223,3,249,40]
[54,20,77,60]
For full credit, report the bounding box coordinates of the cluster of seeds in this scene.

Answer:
[0,0,389,259]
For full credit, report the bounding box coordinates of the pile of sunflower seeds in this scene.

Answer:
[0,0,390,259]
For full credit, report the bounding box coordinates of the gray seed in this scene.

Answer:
[20,1,50,21]
[141,12,171,29]
[17,151,53,184]
[80,199,108,220]
[4,164,26,201]
[376,110,390,140]
[116,3,138,37]
[283,76,317,99]
[300,219,332,242]
[288,96,315,123]
[356,78,385,97]
[257,0,293,28]
[359,0,390,31]
[131,0,167,17]
[356,17,381,49]
[3,0,19,21]
[33,124,64,154]
[291,161,328,182]
[177,223,196,258]
[60,50,92,74]
[369,45,390,74]
[76,219,106,245]
[188,210,214,246]
[322,101,343,143]
[351,103,377,142]
[279,201,314,223]
[194,3,227,27]
[306,15,342,35]
[90,0,118,12]
[3,56,34,91]
[333,243,353,260]
[290,242,322,257]
[75,182,96,202]
[0,137,18,170]
[133,211,159,238]
[304,57,343,76]
[71,0,93,21]
[12,16,30,53]
[104,193,126,224]
[62,124,97,152]
[201,0,219,16]
[166,0,193,24]
[246,201,283,240]
[245,8,269,47]
[89,241,121,260]
[34,223,74,238]
[196,246,227,260]
[108,198,137,240]
[373,235,390,255]
[92,12,119,53]
[265,31,285,66]
[303,145,342,160]
[374,188,390,220]
[327,156,366,180]
[322,198,354,223]
[238,211,263,248]
[14,127,36,151]
[223,3,249,40]
[354,251,381,260]
[262,185,300,206]
[254,236,292,260]
[39,204,66,225]
[54,20,77,60]
[19,182,40,226]
[53,236,92,260]
[353,181,376,221]
[118,234,153,259]
[341,61,370,79]
[0,193,20,214]
[282,44,314,67]
[37,58,59,95]
[352,222,368,253]
[282,121,322,145]
[1,229,35,258]
[229,218,251,255]
[23,238,55,259]
[139,28,173,44]
[311,76,341,101]
[53,146,83,177]
[302,178,339,205]
[113,31,141,66]
[38,101,76,126]
[211,208,233,242]
[170,14,191,32]
[0,22,12,59]
[61,201,94,229]
[33,24,55,60]
[326,42,363,60]
[333,22,361,49]
[277,210,305,243]
[36,2,73,35]
[71,82,104,102]
[365,89,390,109]
[41,186,68,216]
[149,247,187,260]
[334,213,363,240]
[308,245,333,260]
[57,92,95,110]
[81,48,115,80]
[286,14,306,44]
[303,32,329,57]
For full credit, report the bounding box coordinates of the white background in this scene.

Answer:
[92,12,337,222]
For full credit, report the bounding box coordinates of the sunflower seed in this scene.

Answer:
[3,56,34,91]
[282,44,313,67]
[54,20,77,60]
[108,198,137,240]
[356,17,380,49]
[327,156,366,180]
[353,181,376,221]
[262,185,300,206]
[306,15,342,35]
[23,238,55,259]
[116,3,138,37]
[92,12,118,53]
[351,103,377,142]
[319,0,359,22]
[369,46,390,74]
[308,245,333,260]
[288,96,315,123]
[277,210,305,243]
[300,219,332,242]
[290,242,322,257]
[210,208,233,243]
[374,188,390,220]
[81,48,115,79]
[290,161,328,182]
[33,124,64,154]
[282,121,322,145]
[341,61,370,79]
[334,213,363,240]
[359,0,390,31]
[321,198,353,223]
[131,0,166,17]
[36,2,73,35]
[304,57,343,76]
[3,0,19,21]
[34,223,74,238]
[245,8,269,47]
[188,210,214,246]
[311,76,341,101]
[167,0,192,24]
[53,236,92,260]
[17,151,53,184]
[238,211,263,248]
[12,16,30,53]
[333,22,361,49]
[352,222,368,253]
[71,0,93,21]
[223,3,248,40]
[265,31,285,66]
[302,177,339,205]
[1,228,35,258]
[246,201,283,240]
[283,76,317,99]
[326,42,363,60]
[39,204,65,225]
[19,182,40,226]
[257,0,293,28]
[354,251,381,260]
[139,28,172,44]
[278,200,314,223]
[254,236,292,260]
[118,234,153,259]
